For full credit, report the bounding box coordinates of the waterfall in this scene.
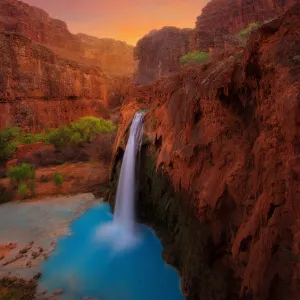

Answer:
[113,112,144,233]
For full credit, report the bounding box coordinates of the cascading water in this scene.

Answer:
[39,111,184,300]
[113,112,144,233]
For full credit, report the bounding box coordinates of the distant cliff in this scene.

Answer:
[0,0,134,76]
[0,0,134,131]
[135,0,298,83]
[134,27,192,84]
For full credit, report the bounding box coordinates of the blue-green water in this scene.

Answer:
[40,203,184,300]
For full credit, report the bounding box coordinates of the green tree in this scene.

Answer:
[0,127,21,161]
[48,126,72,149]
[18,183,28,199]
[53,172,64,190]
[180,51,209,66]
[7,163,36,185]
[71,117,116,143]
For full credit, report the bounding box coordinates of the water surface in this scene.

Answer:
[40,203,184,300]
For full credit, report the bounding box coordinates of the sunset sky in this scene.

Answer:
[22,0,208,45]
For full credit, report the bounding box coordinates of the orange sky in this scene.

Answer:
[23,0,208,45]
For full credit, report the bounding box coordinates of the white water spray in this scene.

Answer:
[96,112,144,250]
[114,112,144,233]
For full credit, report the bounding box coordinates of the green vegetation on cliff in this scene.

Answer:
[0,117,116,160]
[239,22,260,37]
[180,51,209,66]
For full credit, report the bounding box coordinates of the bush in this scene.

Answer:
[18,183,28,199]
[71,117,116,143]
[53,172,63,189]
[0,117,116,159]
[0,127,21,161]
[48,126,73,149]
[180,51,209,66]
[7,163,35,185]
[239,22,260,38]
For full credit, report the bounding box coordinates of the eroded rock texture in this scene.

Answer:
[134,27,193,83]
[192,0,298,50]
[0,0,134,131]
[110,6,300,300]
[135,0,297,84]
[0,32,108,131]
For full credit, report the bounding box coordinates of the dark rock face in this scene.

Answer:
[192,0,298,50]
[134,0,297,84]
[134,27,193,84]
[110,5,300,300]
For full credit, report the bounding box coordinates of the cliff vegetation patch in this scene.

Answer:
[179,51,209,66]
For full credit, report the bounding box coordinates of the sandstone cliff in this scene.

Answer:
[0,31,108,131]
[110,5,300,300]
[134,27,193,84]
[0,0,135,131]
[0,0,134,76]
[135,0,297,84]
[192,0,299,50]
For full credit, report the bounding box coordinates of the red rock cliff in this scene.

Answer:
[112,5,300,299]
[192,0,298,50]
[135,0,298,83]
[134,27,193,84]
[0,0,134,131]
[0,31,108,131]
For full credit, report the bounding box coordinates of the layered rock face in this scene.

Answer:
[192,0,298,50]
[0,0,80,51]
[110,5,300,300]
[0,0,134,76]
[77,34,134,76]
[134,27,193,83]
[0,0,134,131]
[135,0,297,84]
[0,31,108,131]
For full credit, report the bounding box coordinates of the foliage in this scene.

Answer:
[180,51,209,66]
[18,183,28,199]
[239,22,260,38]
[53,172,64,189]
[48,126,72,149]
[71,117,116,143]
[0,117,116,160]
[7,163,35,185]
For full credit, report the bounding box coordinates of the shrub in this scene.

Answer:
[180,51,209,66]
[239,22,260,38]
[0,127,21,161]
[0,117,116,159]
[7,163,35,185]
[70,117,116,143]
[53,172,63,190]
[18,183,28,199]
[48,126,72,149]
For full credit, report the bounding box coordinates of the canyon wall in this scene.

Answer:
[110,5,300,300]
[0,0,135,131]
[0,31,108,131]
[134,27,193,84]
[135,0,298,84]
[192,0,299,50]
